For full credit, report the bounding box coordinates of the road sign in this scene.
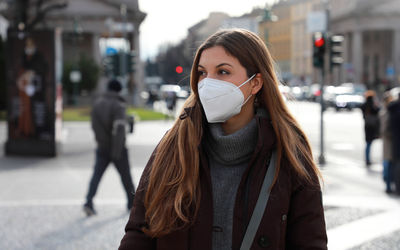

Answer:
[106,47,117,55]
[386,66,394,78]
[307,11,327,33]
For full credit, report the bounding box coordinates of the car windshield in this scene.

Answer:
[335,87,353,95]
[335,83,366,95]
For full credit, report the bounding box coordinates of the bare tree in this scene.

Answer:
[12,0,68,31]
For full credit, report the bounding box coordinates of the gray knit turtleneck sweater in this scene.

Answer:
[204,118,259,250]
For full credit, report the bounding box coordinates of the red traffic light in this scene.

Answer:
[175,66,183,74]
[314,38,325,48]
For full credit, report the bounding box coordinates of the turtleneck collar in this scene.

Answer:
[204,116,258,165]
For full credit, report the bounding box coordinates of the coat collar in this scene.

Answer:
[104,91,126,103]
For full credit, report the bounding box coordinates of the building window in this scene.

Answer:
[375,32,380,42]
[264,29,269,43]
[364,55,369,74]
[374,54,379,83]
[365,32,369,45]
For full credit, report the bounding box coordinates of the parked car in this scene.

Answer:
[278,84,290,101]
[390,86,400,100]
[159,84,189,100]
[305,83,322,102]
[322,85,337,107]
[330,83,366,111]
[290,85,316,101]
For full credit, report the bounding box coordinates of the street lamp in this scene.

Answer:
[69,70,81,105]
[119,4,128,93]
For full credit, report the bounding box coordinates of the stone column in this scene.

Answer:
[394,29,400,86]
[91,33,106,95]
[92,33,101,65]
[130,22,145,106]
[341,32,351,83]
[352,30,363,83]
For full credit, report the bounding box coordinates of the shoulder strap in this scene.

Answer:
[240,150,277,250]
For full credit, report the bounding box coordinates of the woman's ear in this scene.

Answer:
[251,73,263,95]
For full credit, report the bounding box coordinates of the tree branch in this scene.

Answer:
[27,1,67,30]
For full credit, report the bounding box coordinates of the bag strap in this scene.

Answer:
[240,150,277,250]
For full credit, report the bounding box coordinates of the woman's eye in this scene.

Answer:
[198,70,206,76]
[219,69,229,75]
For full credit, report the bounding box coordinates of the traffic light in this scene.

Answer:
[313,32,326,68]
[329,35,344,68]
[103,56,111,75]
[103,54,120,77]
[175,66,183,74]
[126,52,136,73]
[111,54,120,76]
[103,52,135,77]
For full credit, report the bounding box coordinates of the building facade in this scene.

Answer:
[185,9,264,60]
[330,0,400,90]
[260,0,400,90]
[259,1,293,83]
[259,0,326,85]
[290,0,324,85]
[186,12,230,58]
[48,0,146,104]
[2,0,146,105]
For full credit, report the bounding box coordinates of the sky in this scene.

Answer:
[138,0,275,60]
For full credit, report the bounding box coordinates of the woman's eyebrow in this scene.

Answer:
[198,63,233,68]
[216,63,233,68]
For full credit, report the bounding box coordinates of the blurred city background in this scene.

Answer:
[0,0,400,249]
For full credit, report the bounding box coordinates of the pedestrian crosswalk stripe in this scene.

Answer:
[327,209,400,250]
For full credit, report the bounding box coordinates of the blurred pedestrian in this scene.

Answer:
[119,29,327,250]
[380,91,394,193]
[146,89,157,108]
[360,90,380,166]
[83,79,135,216]
[388,92,400,195]
[165,91,177,118]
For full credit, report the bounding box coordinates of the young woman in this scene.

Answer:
[119,29,327,250]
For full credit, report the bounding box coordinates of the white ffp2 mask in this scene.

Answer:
[198,74,256,123]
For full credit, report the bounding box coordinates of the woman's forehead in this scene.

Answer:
[198,46,239,67]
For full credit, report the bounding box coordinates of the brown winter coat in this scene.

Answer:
[119,114,327,250]
[380,108,392,161]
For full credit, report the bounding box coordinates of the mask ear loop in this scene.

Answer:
[237,74,256,89]
[241,93,253,107]
[239,74,257,107]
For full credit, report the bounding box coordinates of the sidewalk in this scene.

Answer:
[320,157,400,250]
[0,120,173,250]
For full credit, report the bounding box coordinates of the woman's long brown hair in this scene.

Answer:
[143,29,322,237]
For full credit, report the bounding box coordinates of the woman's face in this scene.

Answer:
[197,46,251,97]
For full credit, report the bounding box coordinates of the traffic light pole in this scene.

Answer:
[318,0,330,166]
[318,69,326,165]
[312,31,327,165]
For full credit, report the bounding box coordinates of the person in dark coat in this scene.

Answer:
[119,29,327,249]
[388,93,400,194]
[360,90,380,166]
[83,79,135,215]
